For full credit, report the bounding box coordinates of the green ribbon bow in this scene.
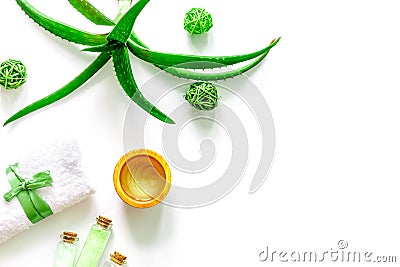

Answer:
[3,163,53,224]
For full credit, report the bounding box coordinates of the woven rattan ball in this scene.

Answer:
[184,8,213,34]
[0,59,27,90]
[184,81,219,110]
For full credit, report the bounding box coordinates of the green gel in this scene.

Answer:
[54,242,78,267]
[53,232,79,267]
[76,218,112,267]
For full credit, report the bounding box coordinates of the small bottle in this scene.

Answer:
[103,251,128,267]
[75,216,113,267]
[53,232,79,267]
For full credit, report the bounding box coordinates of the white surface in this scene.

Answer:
[0,0,399,266]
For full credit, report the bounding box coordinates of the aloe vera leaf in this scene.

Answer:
[114,0,132,22]
[4,53,111,126]
[129,32,272,80]
[107,0,150,43]
[111,45,175,124]
[67,0,115,26]
[161,51,270,81]
[15,0,107,45]
[127,37,280,69]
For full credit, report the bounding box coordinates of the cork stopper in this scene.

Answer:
[60,232,78,243]
[110,251,127,265]
[96,215,112,229]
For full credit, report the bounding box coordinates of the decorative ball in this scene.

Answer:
[184,81,219,111]
[183,8,213,34]
[0,59,27,90]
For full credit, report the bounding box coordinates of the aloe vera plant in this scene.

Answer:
[4,0,280,126]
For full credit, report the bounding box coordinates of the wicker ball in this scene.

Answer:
[0,59,27,90]
[184,81,219,110]
[184,8,213,34]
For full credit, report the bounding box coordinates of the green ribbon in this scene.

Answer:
[3,163,53,224]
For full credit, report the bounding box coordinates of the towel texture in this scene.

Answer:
[0,138,95,244]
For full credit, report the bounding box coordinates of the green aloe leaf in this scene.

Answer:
[107,0,150,43]
[67,0,115,26]
[129,32,272,81]
[16,0,107,46]
[4,53,111,126]
[111,45,175,124]
[127,37,280,69]
[160,52,271,81]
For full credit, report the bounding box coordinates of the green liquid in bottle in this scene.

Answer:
[75,216,112,267]
[53,232,79,267]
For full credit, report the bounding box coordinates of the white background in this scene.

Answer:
[1,0,400,266]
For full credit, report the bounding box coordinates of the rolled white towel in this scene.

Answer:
[0,138,95,245]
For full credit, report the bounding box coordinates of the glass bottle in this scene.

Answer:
[53,232,79,267]
[103,251,128,267]
[75,216,113,267]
